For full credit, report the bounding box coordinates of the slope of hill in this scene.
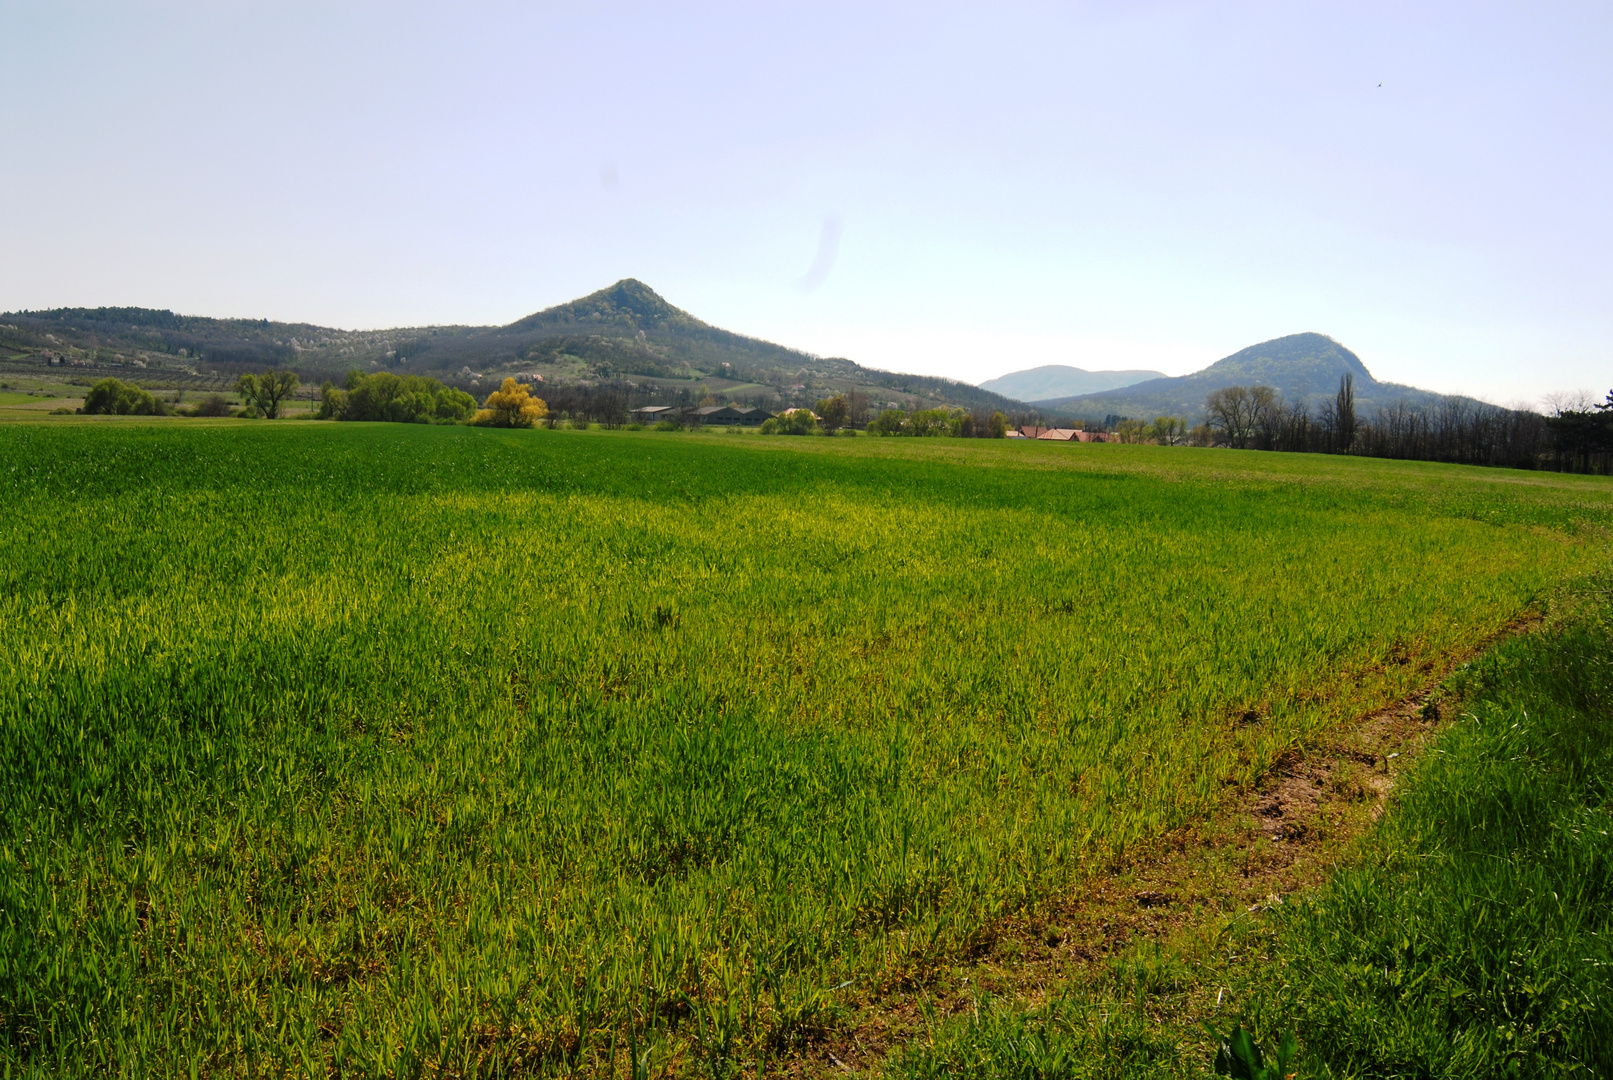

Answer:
[979,364,1165,401]
[0,280,1020,415]
[1034,333,1457,422]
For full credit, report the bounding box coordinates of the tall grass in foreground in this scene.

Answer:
[0,423,1609,1075]
[1270,573,1613,1076]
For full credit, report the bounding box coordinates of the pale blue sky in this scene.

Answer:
[3,1,1609,403]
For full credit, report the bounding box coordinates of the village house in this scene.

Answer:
[631,405,683,424]
[1013,424,1116,442]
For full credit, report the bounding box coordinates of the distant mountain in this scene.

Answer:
[1033,333,1458,423]
[979,364,1165,402]
[0,280,1019,415]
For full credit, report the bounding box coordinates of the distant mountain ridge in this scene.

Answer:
[0,280,1020,415]
[1,295,1472,426]
[1034,333,1457,422]
[979,364,1166,402]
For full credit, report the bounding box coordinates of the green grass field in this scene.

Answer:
[2,423,1610,1076]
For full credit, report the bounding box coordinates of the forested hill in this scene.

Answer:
[1030,333,1459,422]
[0,280,1018,414]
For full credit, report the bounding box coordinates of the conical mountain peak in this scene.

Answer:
[504,279,704,333]
[1201,333,1372,382]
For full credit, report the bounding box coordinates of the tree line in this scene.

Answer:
[865,405,1011,438]
[75,370,550,429]
[319,372,546,427]
[1202,376,1613,473]
[77,378,233,417]
[73,366,1612,473]
[751,394,1014,437]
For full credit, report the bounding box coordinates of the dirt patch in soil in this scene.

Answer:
[792,613,1543,1076]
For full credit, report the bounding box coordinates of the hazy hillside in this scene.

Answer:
[979,364,1165,401]
[1035,333,1459,422]
[0,280,1020,415]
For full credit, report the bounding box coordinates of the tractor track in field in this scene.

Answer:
[789,609,1547,1077]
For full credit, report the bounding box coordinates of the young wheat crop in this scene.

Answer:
[1,423,1608,1075]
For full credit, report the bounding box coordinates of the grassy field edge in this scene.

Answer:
[869,568,1612,1079]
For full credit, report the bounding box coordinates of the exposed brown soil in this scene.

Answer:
[789,612,1544,1076]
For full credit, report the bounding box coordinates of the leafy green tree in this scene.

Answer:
[815,394,850,430]
[236,370,299,418]
[81,378,162,415]
[869,409,907,436]
[1115,419,1148,443]
[1149,416,1187,445]
[316,382,347,419]
[988,411,1009,438]
[906,408,957,436]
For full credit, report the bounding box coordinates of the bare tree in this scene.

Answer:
[1206,385,1276,448]
[846,388,870,428]
[1250,386,1281,449]
[1271,398,1311,452]
[1205,387,1249,447]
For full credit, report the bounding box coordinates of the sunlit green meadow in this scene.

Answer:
[2,423,1609,1075]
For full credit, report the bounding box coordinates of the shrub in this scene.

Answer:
[190,395,234,418]
[472,377,548,428]
[761,409,819,435]
[81,378,162,416]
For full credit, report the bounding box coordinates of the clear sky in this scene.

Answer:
[3,1,1609,403]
